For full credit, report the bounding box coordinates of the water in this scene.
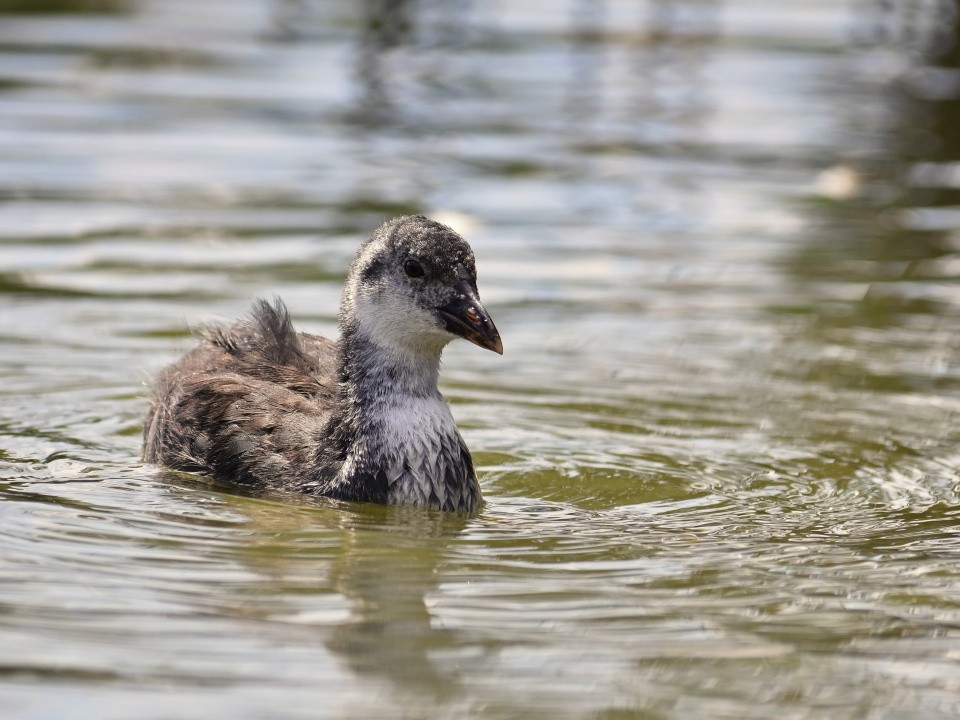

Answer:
[2,0,960,717]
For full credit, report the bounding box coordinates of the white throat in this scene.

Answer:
[352,290,451,358]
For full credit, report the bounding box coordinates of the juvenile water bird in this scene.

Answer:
[143,215,502,513]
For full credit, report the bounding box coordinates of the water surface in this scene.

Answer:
[2,1,960,718]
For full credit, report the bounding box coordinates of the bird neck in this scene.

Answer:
[328,323,480,512]
[337,324,445,407]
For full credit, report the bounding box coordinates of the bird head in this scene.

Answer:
[342,215,503,358]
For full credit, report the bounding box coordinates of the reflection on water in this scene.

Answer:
[1,0,960,718]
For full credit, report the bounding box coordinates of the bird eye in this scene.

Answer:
[403,259,425,278]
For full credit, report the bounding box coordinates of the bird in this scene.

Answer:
[142,215,502,513]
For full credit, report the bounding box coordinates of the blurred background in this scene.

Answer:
[1,1,960,718]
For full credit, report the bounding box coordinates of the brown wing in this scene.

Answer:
[143,299,342,490]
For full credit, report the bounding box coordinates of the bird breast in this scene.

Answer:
[372,395,470,507]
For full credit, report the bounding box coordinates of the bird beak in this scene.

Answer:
[439,285,503,355]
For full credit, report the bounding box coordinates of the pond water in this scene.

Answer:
[2,0,960,718]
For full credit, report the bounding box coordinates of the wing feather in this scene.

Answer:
[143,298,341,491]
